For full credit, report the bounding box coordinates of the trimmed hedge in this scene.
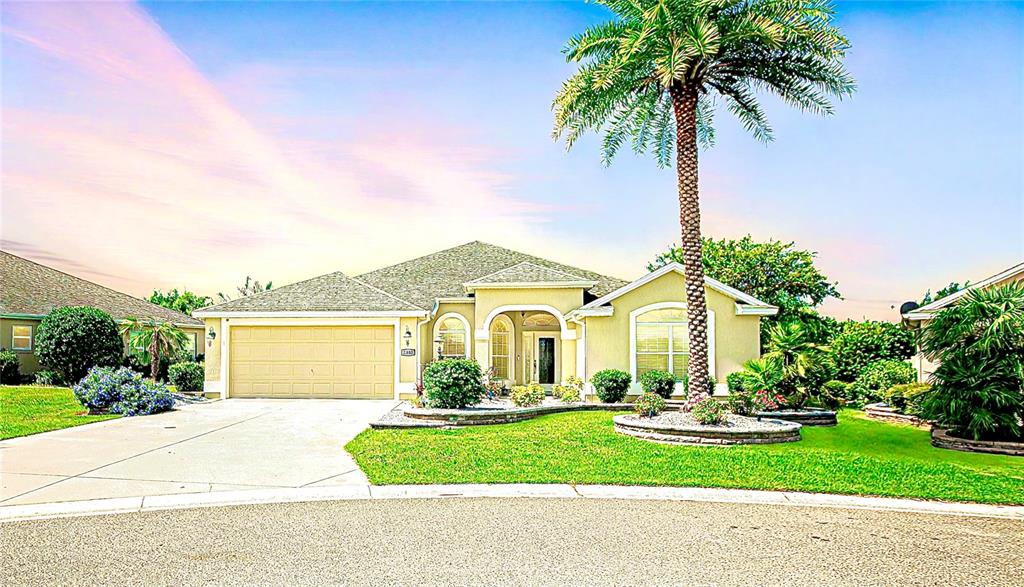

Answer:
[591,369,631,403]
[168,361,204,392]
[634,392,666,417]
[423,359,484,409]
[36,307,123,384]
[638,369,676,399]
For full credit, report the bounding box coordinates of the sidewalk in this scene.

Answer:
[2,483,1021,523]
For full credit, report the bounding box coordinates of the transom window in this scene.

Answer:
[490,317,511,379]
[12,325,32,351]
[437,317,466,359]
[635,308,688,379]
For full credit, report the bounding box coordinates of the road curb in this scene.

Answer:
[1,484,1021,523]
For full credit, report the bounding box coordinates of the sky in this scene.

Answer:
[2,0,1022,320]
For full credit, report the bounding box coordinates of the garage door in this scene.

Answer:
[229,326,394,399]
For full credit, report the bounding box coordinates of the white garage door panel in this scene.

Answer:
[229,325,394,399]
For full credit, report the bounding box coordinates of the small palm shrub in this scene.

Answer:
[73,366,174,416]
[36,306,123,383]
[591,369,631,403]
[0,348,20,384]
[920,283,1024,440]
[848,360,915,406]
[691,397,726,425]
[634,392,666,418]
[168,361,204,392]
[638,369,676,399]
[884,383,931,416]
[510,383,545,407]
[422,358,484,409]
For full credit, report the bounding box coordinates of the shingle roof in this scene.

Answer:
[357,241,629,309]
[195,271,422,313]
[465,262,593,285]
[0,251,202,326]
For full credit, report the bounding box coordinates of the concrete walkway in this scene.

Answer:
[0,399,397,506]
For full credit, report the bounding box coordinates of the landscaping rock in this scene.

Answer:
[613,412,801,445]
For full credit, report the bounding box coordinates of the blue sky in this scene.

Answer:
[3,1,1022,319]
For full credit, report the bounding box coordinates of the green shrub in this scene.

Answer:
[821,380,849,402]
[829,321,914,381]
[168,361,204,392]
[33,370,64,386]
[422,358,484,409]
[848,360,915,406]
[919,283,1024,440]
[885,383,931,416]
[725,372,746,393]
[0,348,20,384]
[633,392,666,417]
[510,383,545,407]
[554,384,580,403]
[591,369,631,403]
[36,307,123,384]
[692,397,726,425]
[726,391,754,415]
[638,369,676,399]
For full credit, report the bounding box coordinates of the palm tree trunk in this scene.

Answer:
[150,336,160,381]
[669,82,710,403]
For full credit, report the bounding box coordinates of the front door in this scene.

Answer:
[536,336,555,385]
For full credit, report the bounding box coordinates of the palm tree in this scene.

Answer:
[553,0,854,400]
[218,276,273,303]
[120,318,189,380]
[763,320,828,405]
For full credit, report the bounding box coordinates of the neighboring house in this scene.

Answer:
[0,251,205,376]
[902,260,1024,382]
[194,241,776,400]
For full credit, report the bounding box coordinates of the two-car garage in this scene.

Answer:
[228,325,395,399]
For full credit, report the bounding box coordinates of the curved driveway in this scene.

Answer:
[0,399,397,505]
[3,497,1022,586]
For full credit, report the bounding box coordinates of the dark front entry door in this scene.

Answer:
[537,337,555,384]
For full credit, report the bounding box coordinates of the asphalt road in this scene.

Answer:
[2,498,1022,586]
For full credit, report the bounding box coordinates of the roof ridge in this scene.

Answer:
[466,261,589,284]
[347,275,422,310]
[0,250,199,324]
[196,270,351,312]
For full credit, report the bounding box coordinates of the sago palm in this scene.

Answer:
[553,0,854,399]
[120,318,189,380]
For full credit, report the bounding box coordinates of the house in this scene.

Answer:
[0,251,205,376]
[194,242,776,401]
[902,260,1024,382]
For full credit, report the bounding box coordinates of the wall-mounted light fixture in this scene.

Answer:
[433,335,443,358]
[207,327,217,348]
[403,326,413,348]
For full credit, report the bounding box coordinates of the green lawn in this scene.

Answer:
[347,410,1024,505]
[0,385,119,440]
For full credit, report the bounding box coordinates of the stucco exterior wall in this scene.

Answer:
[0,317,42,376]
[203,318,223,383]
[583,271,761,397]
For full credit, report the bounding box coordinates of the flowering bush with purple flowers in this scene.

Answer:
[73,366,174,416]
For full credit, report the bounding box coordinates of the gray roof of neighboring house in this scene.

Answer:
[465,262,593,285]
[357,241,629,310]
[0,250,202,326]
[195,271,422,313]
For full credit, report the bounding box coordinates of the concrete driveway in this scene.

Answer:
[0,399,396,506]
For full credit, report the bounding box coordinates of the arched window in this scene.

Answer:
[437,316,467,359]
[490,316,513,379]
[635,307,689,379]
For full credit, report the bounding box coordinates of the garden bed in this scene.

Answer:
[863,403,928,427]
[754,408,837,426]
[613,412,801,445]
[931,428,1024,457]
[371,399,633,428]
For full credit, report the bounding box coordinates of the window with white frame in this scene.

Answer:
[490,317,511,379]
[12,325,32,351]
[635,307,689,379]
[437,317,466,359]
[185,332,198,359]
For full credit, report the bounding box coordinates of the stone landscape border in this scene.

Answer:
[931,427,1024,457]
[863,403,928,427]
[372,402,633,428]
[755,408,837,426]
[613,414,802,445]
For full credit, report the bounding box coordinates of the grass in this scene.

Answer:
[347,410,1024,505]
[0,385,118,440]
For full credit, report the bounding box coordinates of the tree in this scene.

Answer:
[119,318,189,381]
[217,276,272,303]
[650,235,841,318]
[36,307,123,384]
[920,282,1024,440]
[553,0,854,398]
[920,281,969,306]
[147,289,212,315]
[762,321,833,406]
